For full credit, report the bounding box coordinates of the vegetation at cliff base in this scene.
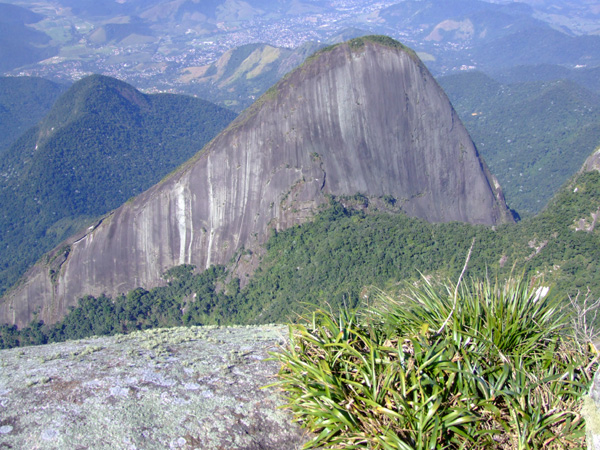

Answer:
[2,164,600,349]
[272,277,596,449]
[0,265,226,348]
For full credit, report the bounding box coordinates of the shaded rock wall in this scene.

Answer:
[0,38,511,327]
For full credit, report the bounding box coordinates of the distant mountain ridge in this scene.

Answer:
[4,0,599,93]
[175,29,369,112]
[0,74,236,298]
[490,64,600,95]
[0,36,512,328]
[177,41,324,112]
[0,3,58,73]
[512,0,600,35]
[374,0,600,73]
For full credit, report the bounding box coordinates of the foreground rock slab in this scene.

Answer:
[0,325,310,450]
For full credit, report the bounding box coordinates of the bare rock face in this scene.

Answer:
[571,147,600,234]
[0,36,512,327]
[0,325,311,449]
[582,148,600,173]
[583,368,600,450]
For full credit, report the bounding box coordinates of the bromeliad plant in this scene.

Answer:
[271,277,597,449]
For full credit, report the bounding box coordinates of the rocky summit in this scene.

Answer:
[0,36,512,328]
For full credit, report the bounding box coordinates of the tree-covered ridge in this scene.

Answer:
[490,64,600,96]
[3,164,599,349]
[0,74,237,297]
[439,71,600,216]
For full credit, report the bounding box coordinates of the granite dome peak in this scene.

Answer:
[0,36,512,327]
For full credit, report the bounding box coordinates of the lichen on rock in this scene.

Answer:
[0,325,311,450]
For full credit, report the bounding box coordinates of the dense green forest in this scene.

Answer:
[490,64,600,95]
[3,165,599,349]
[0,76,67,154]
[0,75,236,297]
[439,71,600,216]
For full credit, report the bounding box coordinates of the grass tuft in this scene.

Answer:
[271,277,597,449]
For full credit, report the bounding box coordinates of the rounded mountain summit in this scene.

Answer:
[0,36,513,327]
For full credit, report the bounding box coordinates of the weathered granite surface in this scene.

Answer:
[582,148,600,173]
[584,368,600,450]
[0,325,310,450]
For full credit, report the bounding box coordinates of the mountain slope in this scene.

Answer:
[371,0,600,74]
[513,0,600,35]
[177,41,324,112]
[438,71,600,215]
[228,148,600,324]
[0,3,58,73]
[0,76,67,154]
[471,27,600,70]
[490,65,600,95]
[0,75,236,297]
[176,29,369,112]
[0,36,512,328]
[377,0,542,43]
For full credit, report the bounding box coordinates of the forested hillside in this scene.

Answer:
[439,72,600,215]
[0,75,236,297]
[0,76,67,154]
[490,64,600,95]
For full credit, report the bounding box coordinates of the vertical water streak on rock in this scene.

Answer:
[187,186,194,265]
[174,182,187,266]
[241,133,253,248]
[206,155,215,268]
[139,203,151,280]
